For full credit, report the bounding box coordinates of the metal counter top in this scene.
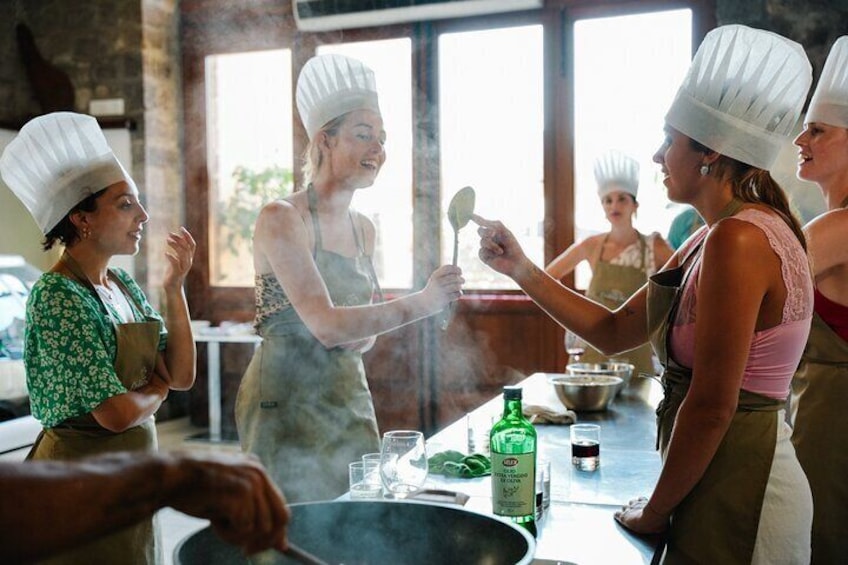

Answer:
[423,372,665,564]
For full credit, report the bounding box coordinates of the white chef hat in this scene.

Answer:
[594,150,640,199]
[0,112,136,235]
[807,36,848,127]
[296,53,380,140]
[665,25,812,171]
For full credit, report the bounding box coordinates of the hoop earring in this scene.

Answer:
[699,164,711,176]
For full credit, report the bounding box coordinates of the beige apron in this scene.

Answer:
[582,233,655,382]
[646,201,784,564]
[28,252,162,565]
[235,184,381,505]
[791,312,848,564]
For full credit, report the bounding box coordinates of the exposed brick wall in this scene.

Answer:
[141,0,183,304]
[0,0,183,304]
[717,0,848,89]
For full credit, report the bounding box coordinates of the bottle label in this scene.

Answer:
[491,451,535,517]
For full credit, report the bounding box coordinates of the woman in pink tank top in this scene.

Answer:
[472,26,814,563]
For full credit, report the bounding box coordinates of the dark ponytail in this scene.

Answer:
[691,140,806,250]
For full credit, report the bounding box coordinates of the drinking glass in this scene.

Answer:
[571,423,601,471]
[564,331,586,364]
[379,430,428,499]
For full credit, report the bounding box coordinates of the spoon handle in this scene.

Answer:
[452,230,459,266]
[282,542,331,565]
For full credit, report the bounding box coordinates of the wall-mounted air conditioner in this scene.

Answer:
[293,0,543,32]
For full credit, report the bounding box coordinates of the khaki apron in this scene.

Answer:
[581,233,655,382]
[646,201,784,564]
[235,185,381,504]
[28,252,162,565]
[790,312,848,564]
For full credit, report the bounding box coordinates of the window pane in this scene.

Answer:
[318,39,414,290]
[206,49,294,287]
[440,26,544,290]
[572,10,692,288]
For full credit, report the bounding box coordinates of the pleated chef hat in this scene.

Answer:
[807,36,848,127]
[296,54,380,140]
[665,25,812,171]
[0,112,136,235]
[594,150,640,199]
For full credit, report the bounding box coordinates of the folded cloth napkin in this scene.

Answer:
[428,450,491,478]
[523,404,577,425]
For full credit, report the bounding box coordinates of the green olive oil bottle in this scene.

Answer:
[490,385,537,537]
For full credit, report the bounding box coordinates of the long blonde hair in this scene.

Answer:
[301,114,348,187]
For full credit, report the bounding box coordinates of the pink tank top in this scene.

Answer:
[668,209,813,399]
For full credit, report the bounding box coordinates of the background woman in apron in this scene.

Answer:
[0,112,196,565]
[473,26,814,563]
[235,54,463,504]
[790,35,848,564]
[546,150,672,381]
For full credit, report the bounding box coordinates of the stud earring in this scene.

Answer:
[82,227,91,239]
[699,164,711,176]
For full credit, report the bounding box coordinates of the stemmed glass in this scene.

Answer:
[379,430,428,499]
[565,330,586,365]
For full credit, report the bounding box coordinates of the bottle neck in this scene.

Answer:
[503,397,523,419]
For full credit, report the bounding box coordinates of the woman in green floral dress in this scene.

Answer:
[0,112,196,565]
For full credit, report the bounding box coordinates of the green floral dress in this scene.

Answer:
[24,269,167,428]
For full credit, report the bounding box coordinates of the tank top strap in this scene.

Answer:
[594,233,611,264]
[307,183,322,257]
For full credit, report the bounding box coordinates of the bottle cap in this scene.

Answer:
[503,386,522,400]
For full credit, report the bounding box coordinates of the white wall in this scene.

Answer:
[0,127,135,276]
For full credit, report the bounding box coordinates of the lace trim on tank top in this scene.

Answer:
[674,209,813,326]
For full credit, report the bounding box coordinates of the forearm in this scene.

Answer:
[0,453,171,562]
[162,284,196,390]
[93,383,168,432]
[309,291,438,348]
[513,259,646,354]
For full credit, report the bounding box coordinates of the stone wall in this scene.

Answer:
[0,0,183,301]
[717,0,848,82]
[1,0,848,285]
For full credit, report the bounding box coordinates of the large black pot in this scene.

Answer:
[174,500,535,564]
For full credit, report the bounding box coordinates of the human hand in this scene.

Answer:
[472,214,531,279]
[422,265,464,311]
[163,227,196,290]
[613,496,669,535]
[166,451,290,555]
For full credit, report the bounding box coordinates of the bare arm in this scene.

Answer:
[616,220,777,532]
[651,232,675,271]
[805,208,848,304]
[159,227,197,390]
[544,237,596,281]
[0,451,290,562]
[474,214,658,355]
[92,373,170,432]
[255,201,463,348]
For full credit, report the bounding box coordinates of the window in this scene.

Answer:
[317,39,414,289]
[571,9,693,288]
[205,49,294,287]
[439,25,544,290]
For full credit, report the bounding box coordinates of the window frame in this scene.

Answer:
[180,0,715,323]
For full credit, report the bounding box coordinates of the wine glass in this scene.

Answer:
[379,430,428,499]
[565,330,586,365]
